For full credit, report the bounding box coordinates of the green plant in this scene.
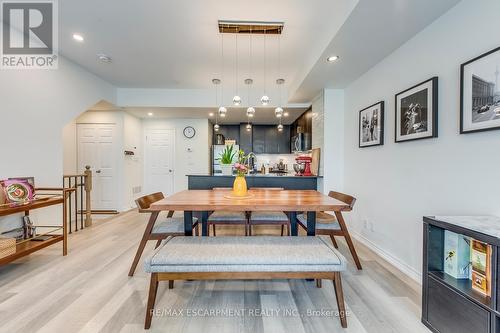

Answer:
[219,145,236,164]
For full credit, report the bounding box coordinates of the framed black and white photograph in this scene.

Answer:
[395,77,438,143]
[359,101,384,148]
[460,46,500,134]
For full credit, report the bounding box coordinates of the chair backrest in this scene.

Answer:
[250,187,284,190]
[135,192,165,212]
[328,191,356,210]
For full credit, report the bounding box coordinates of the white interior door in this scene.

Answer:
[144,129,175,196]
[77,124,117,210]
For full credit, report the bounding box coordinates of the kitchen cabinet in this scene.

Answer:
[239,124,253,154]
[213,125,239,145]
[252,126,266,154]
[291,108,312,151]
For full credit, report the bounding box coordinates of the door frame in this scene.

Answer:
[76,122,120,211]
[143,128,176,196]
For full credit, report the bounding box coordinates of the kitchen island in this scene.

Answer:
[187,174,320,190]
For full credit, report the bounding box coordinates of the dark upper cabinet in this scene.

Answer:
[239,124,253,154]
[252,126,266,154]
[213,125,240,145]
[214,124,290,154]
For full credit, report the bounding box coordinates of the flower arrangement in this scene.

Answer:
[234,150,250,177]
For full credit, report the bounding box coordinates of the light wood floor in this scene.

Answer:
[0,211,429,333]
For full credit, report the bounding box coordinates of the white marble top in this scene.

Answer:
[430,216,500,239]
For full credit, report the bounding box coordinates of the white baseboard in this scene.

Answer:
[351,230,422,284]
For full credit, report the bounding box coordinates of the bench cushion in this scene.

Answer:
[208,211,246,222]
[144,236,346,273]
[250,211,288,222]
[153,217,198,234]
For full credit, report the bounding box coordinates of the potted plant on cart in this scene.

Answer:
[219,145,236,176]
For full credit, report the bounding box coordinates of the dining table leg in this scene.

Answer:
[289,211,298,236]
[184,211,193,236]
[306,211,316,236]
[201,211,209,236]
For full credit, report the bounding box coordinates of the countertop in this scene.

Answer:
[425,216,500,239]
[187,174,322,178]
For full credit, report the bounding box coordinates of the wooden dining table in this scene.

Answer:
[149,189,351,236]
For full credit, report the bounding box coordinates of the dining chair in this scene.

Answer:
[128,192,199,277]
[297,191,362,270]
[208,188,249,236]
[248,187,290,236]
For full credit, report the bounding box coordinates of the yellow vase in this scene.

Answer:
[232,176,248,197]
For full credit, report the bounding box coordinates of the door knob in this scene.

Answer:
[169,169,173,173]
[96,170,101,174]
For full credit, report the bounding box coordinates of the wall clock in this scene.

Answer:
[183,126,196,138]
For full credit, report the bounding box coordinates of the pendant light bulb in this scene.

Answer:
[275,106,283,118]
[214,123,220,131]
[277,123,284,131]
[246,106,255,117]
[218,106,227,117]
[232,95,242,106]
[246,123,252,131]
[261,95,270,106]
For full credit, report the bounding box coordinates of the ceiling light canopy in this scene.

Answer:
[218,20,284,34]
[327,55,339,62]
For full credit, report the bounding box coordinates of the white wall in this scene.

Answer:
[341,0,500,281]
[0,57,115,232]
[323,89,345,193]
[143,119,211,193]
[123,113,144,208]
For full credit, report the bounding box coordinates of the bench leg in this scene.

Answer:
[329,234,339,249]
[169,280,174,289]
[316,279,322,288]
[145,273,159,329]
[332,272,347,328]
[154,240,162,249]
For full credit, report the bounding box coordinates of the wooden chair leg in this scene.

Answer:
[168,280,174,289]
[145,273,159,329]
[154,240,162,249]
[329,234,339,249]
[129,212,159,277]
[334,212,362,270]
[332,272,347,328]
[195,224,199,236]
[288,222,291,236]
[248,223,251,236]
[316,279,322,288]
[213,224,216,236]
[281,224,284,236]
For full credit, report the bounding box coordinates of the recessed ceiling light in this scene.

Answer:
[73,33,84,42]
[97,54,112,63]
[327,55,339,63]
[147,112,154,117]
[208,112,214,117]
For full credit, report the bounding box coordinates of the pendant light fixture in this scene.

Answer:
[219,26,227,118]
[261,29,270,106]
[245,79,255,117]
[275,33,285,118]
[246,30,255,118]
[212,78,221,131]
[232,30,241,106]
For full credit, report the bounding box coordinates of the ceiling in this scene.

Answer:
[59,0,358,94]
[59,0,461,108]
[290,0,461,102]
[124,107,308,125]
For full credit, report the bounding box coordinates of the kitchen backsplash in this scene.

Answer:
[255,154,297,173]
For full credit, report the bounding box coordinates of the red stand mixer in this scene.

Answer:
[294,155,313,176]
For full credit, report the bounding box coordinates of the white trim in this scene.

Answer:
[351,230,422,284]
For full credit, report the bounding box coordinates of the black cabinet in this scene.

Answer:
[239,124,253,154]
[422,216,500,333]
[213,125,239,145]
[251,125,290,154]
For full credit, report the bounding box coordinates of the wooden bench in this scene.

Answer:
[143,236,348,329]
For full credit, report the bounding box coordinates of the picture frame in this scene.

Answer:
[460,46,500,134]
[395,77,438,143]
[359,101,384,148]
